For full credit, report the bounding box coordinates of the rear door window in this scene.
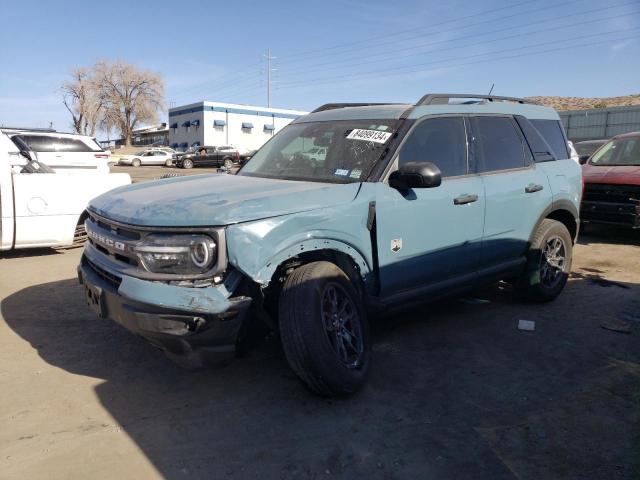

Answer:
[530,119,569,160]
[471,116,526,172]
[398,116,467,177]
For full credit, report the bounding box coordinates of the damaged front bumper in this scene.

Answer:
[77,245,252,367]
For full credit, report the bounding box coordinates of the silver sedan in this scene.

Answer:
[118,149,173,167]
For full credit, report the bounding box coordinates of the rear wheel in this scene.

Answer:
[131,158,141,167]
[279,261,370,396]
[182,158,193,169]
[516,219,573,302]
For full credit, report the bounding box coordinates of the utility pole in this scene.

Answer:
[263,49,276,108]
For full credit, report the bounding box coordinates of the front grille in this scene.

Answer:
[96,218,140,240]
[86,213,142,267]
[581,183,640,227]
[582,183,640,205]
[84,256,122,287]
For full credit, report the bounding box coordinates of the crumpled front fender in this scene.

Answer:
[226,202,375,290]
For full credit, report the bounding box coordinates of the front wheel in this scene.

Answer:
[279,261,370,396]
[131,158,141,167]
[223,158,233,169]
[165,159,173,167]
[516,219,573,302]
[182,158,193,169]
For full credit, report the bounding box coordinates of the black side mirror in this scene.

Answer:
[578,155,589,165]
[389,161,442,190]
[19,150,37,162]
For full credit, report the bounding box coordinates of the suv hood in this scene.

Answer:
[583,164,640,185]
[88,174,361,227]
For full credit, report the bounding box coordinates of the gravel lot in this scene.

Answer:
[1,167,639,479]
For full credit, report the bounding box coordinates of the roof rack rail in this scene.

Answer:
[311,102,402,113]
[0,126,57,133]
[416,93,534,106]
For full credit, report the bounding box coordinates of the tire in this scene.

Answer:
[279,261,370,396]
[516,219,573,302]
[223,158,233,169]
[165,159,173,167]
[131,158,141,167]
[182,158,193,169]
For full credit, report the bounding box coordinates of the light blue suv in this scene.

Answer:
[78,94,582,396]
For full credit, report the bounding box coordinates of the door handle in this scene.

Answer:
[525,183,544,193]
[453,194,479,205]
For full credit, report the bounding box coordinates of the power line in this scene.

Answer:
[169,70,262,105]
[277,30,640,90]
[279,0,586,64]
[278,2,637,79]
[165,0,547,105]
[278,0,538,60]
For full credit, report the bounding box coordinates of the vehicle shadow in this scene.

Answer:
[0,247,66,259]
[578,223,640,246]
[2,273,639,479]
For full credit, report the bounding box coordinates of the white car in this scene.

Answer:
[3,129,110,173]
[567,140,580,163]
[304,146,327,161]
[0,131,130,250]
[118,149,173,167]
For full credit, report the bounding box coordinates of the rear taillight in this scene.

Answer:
[235,151,239,160]
[94,153,110,158]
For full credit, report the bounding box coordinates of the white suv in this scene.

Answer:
[4,129,110,173]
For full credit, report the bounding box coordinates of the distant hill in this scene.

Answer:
[526,94,640,111]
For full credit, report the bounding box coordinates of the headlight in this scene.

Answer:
[134,234,217,275]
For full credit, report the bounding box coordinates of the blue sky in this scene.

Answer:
[0,0,638,136]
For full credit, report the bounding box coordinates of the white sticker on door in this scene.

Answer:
[346,129,393,144]
[391,238,403,252]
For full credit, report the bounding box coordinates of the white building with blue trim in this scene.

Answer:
[168,101,308,153]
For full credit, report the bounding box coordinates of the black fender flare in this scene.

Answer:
[529,200,580,244]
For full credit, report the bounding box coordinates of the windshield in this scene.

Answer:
[239,120,397,183]
[135,150,146,155]
[590,137,640,166]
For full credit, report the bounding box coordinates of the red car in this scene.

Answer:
[581,131,640,229]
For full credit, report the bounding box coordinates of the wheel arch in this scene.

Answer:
[77,209,89,226]
[231,242,373,332]
[247,240,373,290]
[531,200,579,244]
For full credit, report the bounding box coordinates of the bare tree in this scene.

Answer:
[61,68,104,136]
[95,60,164,146]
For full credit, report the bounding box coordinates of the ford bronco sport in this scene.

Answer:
[78,93,582,396]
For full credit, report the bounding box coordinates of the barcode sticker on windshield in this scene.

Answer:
[346,129,393,144]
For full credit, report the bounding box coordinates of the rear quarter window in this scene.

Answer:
[530,120,569,160]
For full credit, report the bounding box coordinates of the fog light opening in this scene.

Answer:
[186,316,205,332]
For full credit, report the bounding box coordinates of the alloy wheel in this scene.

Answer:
[320,283,364,368]
[540,236,566,287]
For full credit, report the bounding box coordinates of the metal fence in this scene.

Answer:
[559,105,640,141]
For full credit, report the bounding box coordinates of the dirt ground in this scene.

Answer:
[1,168,639,479]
